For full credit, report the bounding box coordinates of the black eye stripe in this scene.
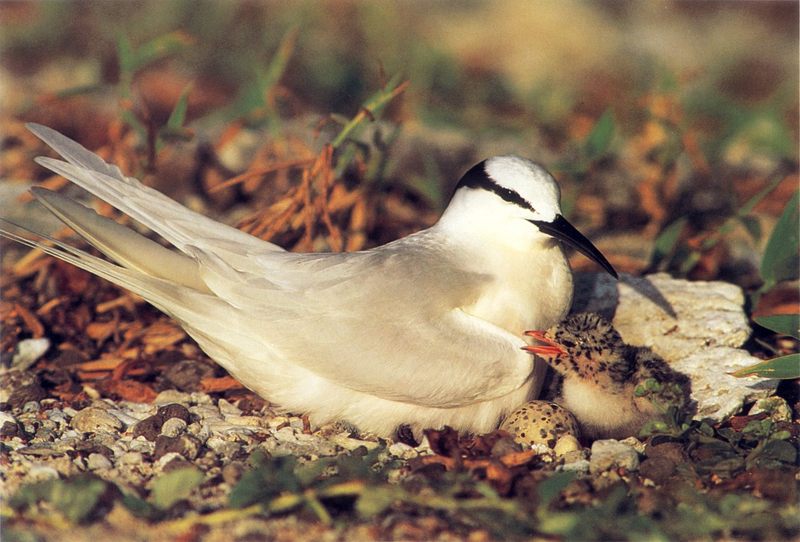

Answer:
[455,160,536,213]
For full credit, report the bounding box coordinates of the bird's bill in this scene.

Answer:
[522,330,567,356]
[529,215,618,279]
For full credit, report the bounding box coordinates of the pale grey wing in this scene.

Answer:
[193,240,535,408]
[27,123,285,270]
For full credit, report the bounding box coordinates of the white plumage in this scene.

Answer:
[3,124,616,436]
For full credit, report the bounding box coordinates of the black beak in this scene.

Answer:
[529,215,618,279]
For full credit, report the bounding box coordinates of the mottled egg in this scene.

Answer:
[500,400,580,449]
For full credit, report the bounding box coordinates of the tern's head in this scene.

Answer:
[439,156,617,278]
[525,312,633,386]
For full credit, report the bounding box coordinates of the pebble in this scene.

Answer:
[119,451,144,465]
[553,435,581,456]
[154,390,192,405]
[589,439,640,474]
[0,411,17,426]
[71,407,124,434]
[749,396,792,422]
[217,399,241,416]
[12,338,50,370]
[206,436,242,458]
[387,442,417,459]
[25,465,59,482]
[87,453,113,470]
[161,417,188,437]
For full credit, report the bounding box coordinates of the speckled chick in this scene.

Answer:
[499,400,580,449]
[524,312,691,440]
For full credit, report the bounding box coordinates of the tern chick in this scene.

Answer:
[525,313,691,440]
[2,124,617,437]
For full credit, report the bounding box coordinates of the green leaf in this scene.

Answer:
[536,471,576,509]
[730,354,800,379]
[355,486,396,518]
[11,476,109,523]
[652,217,687,267]
[126,31,193,74]
[166,84,192,130]
[755,314,800,339]
[150,466,204,510]
[737,215,762,241]
[584,108,615,161]
[760,190,800,289]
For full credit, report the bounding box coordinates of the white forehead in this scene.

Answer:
[484,155,561,218]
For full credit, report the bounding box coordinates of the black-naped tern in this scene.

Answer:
[2,124,617,436]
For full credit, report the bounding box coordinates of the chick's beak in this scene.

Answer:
[529,214,618,279]
[522,330,568,356]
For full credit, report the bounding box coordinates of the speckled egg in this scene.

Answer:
[500,400,580,449]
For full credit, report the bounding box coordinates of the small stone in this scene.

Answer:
[128,436,155,454]
[119,451,143,465]
[0,411,17,426]
[153,434,200,460]
[71,407,124,433]
[86,453,113,470]
[217,398,241,416]
[590,439,640,473]
[749,396,792,422]
[132,414,164,441]
[554,435,581,456]
[154,390,192,405]
[12,338,50,370]
[388,441,418,460]
[561,458,591,474]
[160,417,187,437]
[157,403,191,423]
[25,465,60,482]
[107,409,140,428]
[206,435,242,458]
[618,436,646,454]
[222,462,246,485]
[155,452,186,471]
[0,421,24,438]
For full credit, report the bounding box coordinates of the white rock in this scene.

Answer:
[575,272,778,421]
[206,435,242,457]
[25,465,60,482]
[217,399,241,416]
[107,409,140,428]
[71,407,123,433]
[589,439,640,473]
[161,417,188,437]
[554,435,581,456]
[155,452,186,470]
[560,458,591,473]
[86,453,113,470]
[387,442,417,459]
[12,338,50,370]
[119,451,143,465]
[0,411,17,426]
[749,396,793,422]
[672,348,779,419]
[154,390,192,405]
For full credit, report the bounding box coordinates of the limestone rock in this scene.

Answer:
[574,272,779,421]
[589,439,640,473]
[71,407,124,434]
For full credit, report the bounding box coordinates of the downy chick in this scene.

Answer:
[524,312,691,440]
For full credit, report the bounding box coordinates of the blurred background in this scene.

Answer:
[1,0,797,293]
